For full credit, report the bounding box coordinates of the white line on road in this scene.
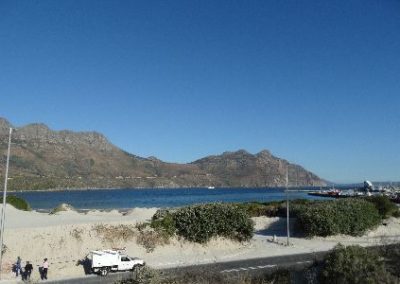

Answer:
[221,264,277,273]
[295,260,313,264]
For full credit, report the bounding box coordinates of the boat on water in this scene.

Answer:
[308,189,356,198]
[308,180,400,201]
[207,186,215,189]
[308,181,372,199]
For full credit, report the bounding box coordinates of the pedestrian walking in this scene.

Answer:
[41,258,49,280]
[24,261,33,280]
[15,256,21,277]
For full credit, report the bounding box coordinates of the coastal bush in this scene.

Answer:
[150,209,176,237]
[296,199,381,237]
[236,201,283,217]
[379,243,400,278]
[319,244,396,284]
[236,199,314,218]
[148,204,254,244]
[0,195,31,211]
[392,209,400,218]
[172,203,254,243]
[364,195,398,219]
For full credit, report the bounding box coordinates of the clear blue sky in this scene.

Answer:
[1,0,399,183]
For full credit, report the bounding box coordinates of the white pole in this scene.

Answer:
[286,166,290,246]
[0,128,12,278]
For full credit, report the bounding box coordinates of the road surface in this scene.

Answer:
[45,251,329,284]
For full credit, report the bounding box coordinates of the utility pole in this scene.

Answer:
[286,166,290,246]
[0,128,12,278]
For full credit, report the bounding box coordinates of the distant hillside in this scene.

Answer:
[192,149,323,187]
[0,118,326,190]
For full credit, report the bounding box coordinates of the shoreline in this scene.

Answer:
[6,185,327,193]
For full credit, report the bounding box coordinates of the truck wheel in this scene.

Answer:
[100,267,109,276]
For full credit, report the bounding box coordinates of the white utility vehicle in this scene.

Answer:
[90,249,145,276]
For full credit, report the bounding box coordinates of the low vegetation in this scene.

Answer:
[364,195,399,219]
[116,266,291,284]
[149,203,254,244]
[296,198,381,237]
[319,244,397,284]
[173,204,254,243]
[0,195,31,211]
[70,227,84,241]
[135,222,170,253]
[92,224,136,243]
[236,199,313,218]
[238,197,396,238]
[236,201,284,217]
[145,196,396,246]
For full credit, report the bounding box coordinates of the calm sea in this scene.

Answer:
[10,187,332,210]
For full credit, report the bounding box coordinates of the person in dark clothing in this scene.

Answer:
[24,261,33,280]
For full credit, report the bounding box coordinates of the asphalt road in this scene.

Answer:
[45,251,329,284]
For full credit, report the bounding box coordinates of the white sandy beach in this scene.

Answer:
[1,204,400,283]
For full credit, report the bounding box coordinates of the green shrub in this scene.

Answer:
[319,244,396,284]
[364,195,398,219]
[150,210,176,237]
[236,199,314,218]
[0,195,31,211]
[392,209,400,218]
[172,203,254,243]
[236,201,282,217]
[296,199,381,237]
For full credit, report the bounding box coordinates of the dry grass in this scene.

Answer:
[70,227,84,241]
[92,224,136,243]
[135,222,170,253]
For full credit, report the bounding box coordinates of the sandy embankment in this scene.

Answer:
[1,205,400,282]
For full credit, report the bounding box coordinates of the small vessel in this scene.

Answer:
[207,186,215,189]
[308,188,347,198]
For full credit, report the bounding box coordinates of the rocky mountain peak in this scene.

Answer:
[256,150,272,158]
[222,149,251,157]
[0,117,326,189]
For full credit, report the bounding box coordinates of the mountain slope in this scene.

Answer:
[0,118,325,190]
[192,149,322,187]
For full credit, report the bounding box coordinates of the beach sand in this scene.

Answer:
[1,204,400,282]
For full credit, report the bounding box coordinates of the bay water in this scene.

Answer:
[10,187,331,210]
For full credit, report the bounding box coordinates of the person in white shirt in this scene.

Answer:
[41,258,49,280]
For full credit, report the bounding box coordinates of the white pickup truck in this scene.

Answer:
[90,250,145,276]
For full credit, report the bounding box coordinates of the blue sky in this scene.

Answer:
[1,0,399,183]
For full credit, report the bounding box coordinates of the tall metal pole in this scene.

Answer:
[286,166,290,246]
[0,128,12,278]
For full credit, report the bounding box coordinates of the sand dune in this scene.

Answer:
[1,204,400,282]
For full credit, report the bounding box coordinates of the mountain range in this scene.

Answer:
[0,118,325,190]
